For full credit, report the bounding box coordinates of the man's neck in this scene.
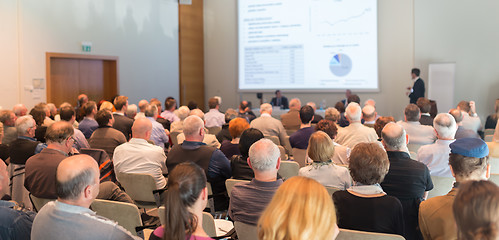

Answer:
[47,143,68,154]
[300,123,311,129]
[58,198,90,209]
[254,172,277,182]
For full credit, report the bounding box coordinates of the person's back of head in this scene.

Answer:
[412,68,420,77]
[132,117,152,140]
[239,128,264,159]
[299,105,314,124]
[345,102,361,122]
[187,101,198,110]
[362,105,376,121]
[405,104,421,122]
[138,100,149,112]
[449,138,490,182]
[289,98,301,110]
[453,180,499,240]
[95,109,113,127]
[349,143,389,185]
[306,102,317,111]
[334,102,345,113]
[83,101,97,117]
[165,98,177,111]
[0,110,15,126]
[144,104,158,118]
[164,162,207,240]
[183,115,204,138]
[177,106,191,121]
[381,122,407,151]
[325,107,340,122]
[449,109,463,124]
[224,108,237,124]
[189,109,205,121]
[77,94,88,107]
[208,97,219,110]
[229,117,250,139]
[126,104,137,117]
[417,97,431,114]
[45,121,74,146]
[260,103,272,114]
[15,115,35,136]
[457,101,471,113]
[258,176,339,240]
[307,131,334,163]
[434,113,457,139]
[150,99,163,113]
[99,101,114,112]
[248,138,280,174]
[29,107,46,126]
[347,94,360,104]
[315,119,338,140]
[364,99,376,107]
[113,96,128,112]
[56,155,99,207]
[13,104,27,117]
[59,106,75,122]
[374,116,395,139]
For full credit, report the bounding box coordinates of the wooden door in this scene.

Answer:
[179,0,205,110]
[46,53,118,107]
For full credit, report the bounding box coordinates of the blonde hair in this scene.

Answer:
[99,101,114,112]
[258,176,338,240]
[307,131,335,163]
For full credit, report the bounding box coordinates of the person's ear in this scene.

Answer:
[84,185,93,199]
[406,134,410,145]
[276,157,281,170]
[450,165,456,178]
[486,164,491,179]
[247,157,253,169]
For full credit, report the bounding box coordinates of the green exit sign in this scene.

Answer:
[81,42,92,52]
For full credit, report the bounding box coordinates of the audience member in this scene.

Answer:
[280,98,302,131]
[167,115,230,210]
[30,106,47,143]
[306,101,323,123]
[134,99,149,119]
[381,122,433,240]
[449,108,480,139]
[374,116,395,140]
[88,109,127,159]
[0,110,18,145]
[75,93,88,122]
[397,104,436,145]
[59,106,90,150]
[47,103,57,120]
[453,180,499,240]
[335,102,378,148]
[315,119,350,165]
[238,100,256,122]
[149,162,212,240]
[299,131,351,189]
[250,103,288,147]
[126,104,137,119]
[170,106,190,133]
[177,109,221,148]
[205,97,225,128]
[229,138,282,226]
[487,121,499,158]
[334,101,345,114]
[0,123,9,162]
[333,142,404,236]
[78,101,99,139]
[417,113,457,177]
[112,95,134,140]
[13,103,28,117]
[270,90,288,109]
[364,98,376,107]
[220,117,249,159]
[187,100,198,110]
[340,89,352,106]
[416,97,433,126]
[150,99,171,130]
[145,104,169,150]
[216,108,237,144]
[337,94,361,127]
[362,104,377,127]
[230,128,265,180]
[289,105,315,149]
[9,115,45,165]
[420,138,490,240]
[35,103,55,127]
[31,155,140,240]
[160,98,180,122]
[324,107,341,123]
[99,100,114,112]
[113,118,167,189]
[259,176,339,240]
[457,100,482,132]
[485,98,499,129]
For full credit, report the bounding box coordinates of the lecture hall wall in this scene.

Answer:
[0,0,179,110]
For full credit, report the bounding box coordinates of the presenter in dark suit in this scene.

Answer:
[270,90,289,109]
[408,68,425,104]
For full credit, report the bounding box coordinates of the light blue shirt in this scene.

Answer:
[146,117,169,149]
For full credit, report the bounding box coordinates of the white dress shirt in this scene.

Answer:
[205,109,225,128]
[417,139,455,178]
[397,121,436,145]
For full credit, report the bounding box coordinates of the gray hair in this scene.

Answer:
[145,104,158,117]
[260,103,272,113]
[177,106,190,120]
[126,104,137,116]
[248,138,280,171]
[325,107,340,122]
[345,102,362,122]
[189,109,205,121]
[224,108,238,123]
[381,122,407,150]
[56,167,96,200]
[183,115,204,136]
[289,98,302,109]
[434,113,457,139]
[15,115,35,135]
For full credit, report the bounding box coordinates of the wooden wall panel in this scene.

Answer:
[79,59,104,101]
[49,58,81,107]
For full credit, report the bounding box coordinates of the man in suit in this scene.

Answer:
[416,97,433,126]
[340,89,352,106]
[419,138,490,240]
[270,90,288,109]
[280,98,302,132]
[408,68,425,104]
[112,95,134,140]
[250,103,288,147]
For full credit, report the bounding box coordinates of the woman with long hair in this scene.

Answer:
[485,99,499,129]
[258,176,339,240]
[149,162,212,240]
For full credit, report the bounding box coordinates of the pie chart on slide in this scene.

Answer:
[329,53,352,77]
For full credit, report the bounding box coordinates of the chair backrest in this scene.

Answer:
[489,174,499,186]
[277,161,300,180]
[79,148,115,182]
[116,172,159,208]
[484,129,495,136]
[170,131,181,146]
[265,135,280,145]
[8,163,32,209]
[485,135,494,142]
[407,143,424,154]
[490,157,499,174]
[90,199,143,236]
[234,221,258,240]
[325,186,341,196]
[427,175,455,199]
[29,194,54,212]
[337,228,405,240]
[157,206,217,238]
[207,126,222,135]
[225,179,250,196]
[278,146,288,160]
[291,148,307,167]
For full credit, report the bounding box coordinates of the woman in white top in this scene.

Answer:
[299,131,352,190]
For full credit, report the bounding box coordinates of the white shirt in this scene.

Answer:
[177,132,221,148]
[417,139,455,178]
[332,142,351,166]
[335,122,379,148]
[460,112,482,132]
[397,121,436,145]
[299,163,352,190]
[113,138,167,189]
[205,109,225,128]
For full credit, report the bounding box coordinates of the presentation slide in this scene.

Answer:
[238,0,378,91]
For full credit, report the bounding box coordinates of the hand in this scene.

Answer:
[407,87,412,91]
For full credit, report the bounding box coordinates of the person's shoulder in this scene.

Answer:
[420,194,454,214]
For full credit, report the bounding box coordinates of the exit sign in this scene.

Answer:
[81,42,92,52]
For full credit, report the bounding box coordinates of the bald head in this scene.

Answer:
[381,122,407,151]
[13,104,27,117]
[183,115,204,138]
[56,155,99,204]
[449,108,463,123]
[138,99,149,112]
[289,98,302,110]
[132,117,152,139]
[362,105,376,121]
[345,102,361,122]
[189,109,205,121]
